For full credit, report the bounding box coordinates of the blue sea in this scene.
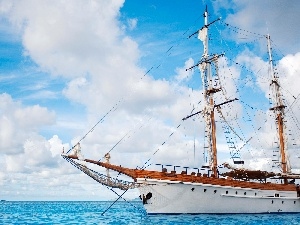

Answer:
[0,201,300,224]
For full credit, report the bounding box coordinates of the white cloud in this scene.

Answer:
[0,93,55,154]
[49,135,69,157]
[1,0,126,77]
[127,18,137,30]
[1,0,300,201]
[234,48,300,173]
[0,0,200,200]
[175,58,194,82]
[276,52,300,101]
[4,134,62,172]
[223,0,300,54]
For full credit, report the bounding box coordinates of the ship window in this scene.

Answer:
[255,193,257,196]
[294,201,296,204]
[191,188,195,191]
[214,190,217,194]
[282,201,284,204]
[275,193,279,197]
[204,189,207,192]
[235,191,238,195]
[226,191,228,194]
[272,200,273,204]
[244,192,246,195]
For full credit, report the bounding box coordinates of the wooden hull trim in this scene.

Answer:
[65,155,297,192]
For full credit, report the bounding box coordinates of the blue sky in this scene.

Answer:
[0,0,300,201]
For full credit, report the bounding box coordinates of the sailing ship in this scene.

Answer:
[62,8,300,214]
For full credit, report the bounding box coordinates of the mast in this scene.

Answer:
[185,7,224,177]
[267,35,290,180]
[198,7,219,177]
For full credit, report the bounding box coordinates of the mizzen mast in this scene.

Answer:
[267,35,290,179]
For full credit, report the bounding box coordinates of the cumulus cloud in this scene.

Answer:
[1,0,300,201]
[1,0,126,77]
[0,93,55,154]
[221,0,300,54]
[174,58,194,82]
[0,0,202,200]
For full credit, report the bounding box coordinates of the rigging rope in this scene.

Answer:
[98,130,132,162]
[98,117,152,162]
[140,123,182,170]
[62,156,145,215]
[65,14,203,156]
[221,21,265,37]
[101,189,129,216]
[65,100,122,154]
[211,23,284,168]
[216,107,243,142]
[139,85,205,170]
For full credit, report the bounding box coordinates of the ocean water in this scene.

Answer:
[0,201,300,224]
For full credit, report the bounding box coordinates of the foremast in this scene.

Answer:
[198,8,220,177]
[267,35,290,180]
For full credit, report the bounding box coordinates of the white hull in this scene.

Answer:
[137,178,300,214]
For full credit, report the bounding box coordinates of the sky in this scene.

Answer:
[0,0,300,201]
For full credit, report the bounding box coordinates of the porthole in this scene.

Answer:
[244,192,246,195]
[214,190,217,194]
[272,200,273,204]
[226,191,228,194]
[235,191,238,195]
[204,189,207,192]
[282,201,284,204]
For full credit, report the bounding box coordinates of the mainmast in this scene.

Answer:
[267,35,290,179]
